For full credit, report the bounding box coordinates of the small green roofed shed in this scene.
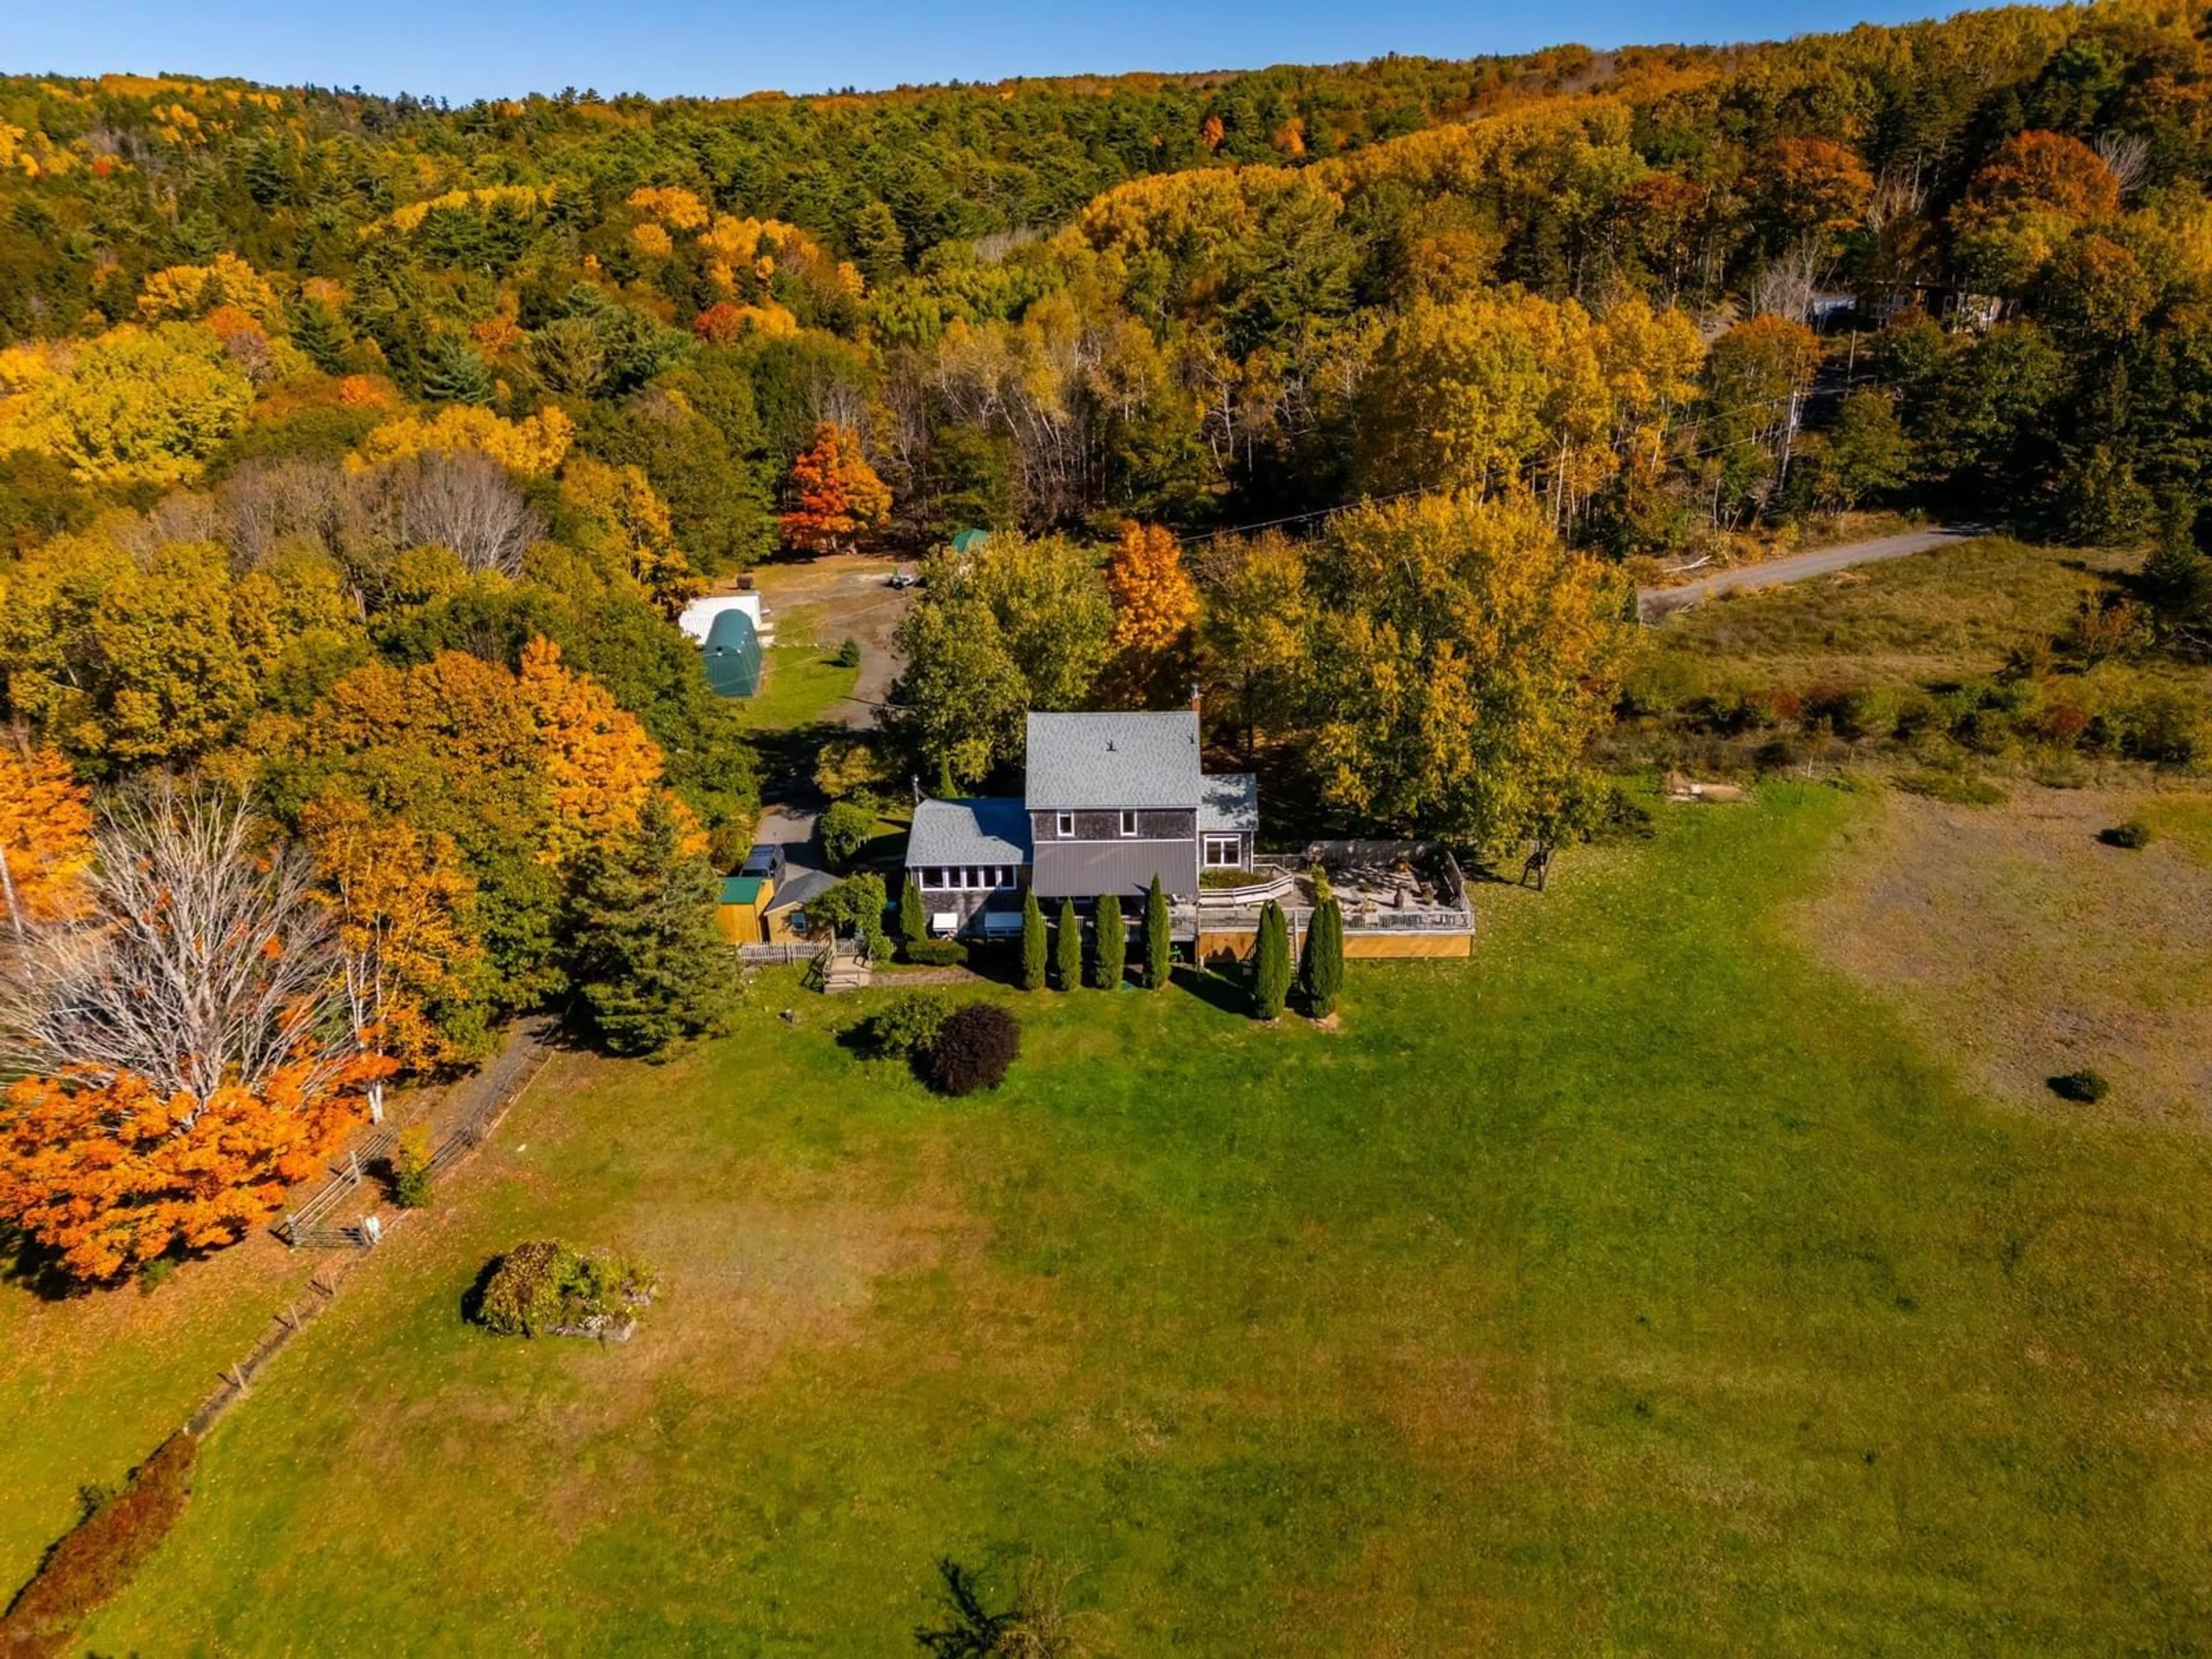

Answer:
[702,607,762,699]
[948,528,991,555]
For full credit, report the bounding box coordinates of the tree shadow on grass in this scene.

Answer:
[747,717,848,809]
[459,1253,504,1330]
[1172,962,1255,1020]
[0,1224,83,1303]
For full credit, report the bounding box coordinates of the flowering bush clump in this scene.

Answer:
[476,1241,658,1338]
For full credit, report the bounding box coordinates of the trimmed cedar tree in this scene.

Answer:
[1253,899,1291,1020]
[899,873,928,952]
[1019,889,1047,991]
[1054,896,1082,991]
[1145,872,1172,990]
[1093,894,1127,989]
[1301,896,1345,1018]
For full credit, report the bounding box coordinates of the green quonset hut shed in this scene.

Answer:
[702,607,762,699]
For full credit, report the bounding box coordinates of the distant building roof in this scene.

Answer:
[907,798,1031,868]
[763,866,836,913]
[1198,772,1259,835]
[949,528,992,554]
[718,874,766,907]
[1024,711,1202,809]
[677,593,763,645]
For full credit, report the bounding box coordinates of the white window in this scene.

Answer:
[1056,811,1074,838]
[1120,810,1138,838]
[1203,835,1241,868]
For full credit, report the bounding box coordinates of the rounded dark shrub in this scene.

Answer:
[924,1003,1021,1097]
[2097,820,2152,850]
[2050,1069,2111,1104]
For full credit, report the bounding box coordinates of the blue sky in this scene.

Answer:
[9,0,1960,103]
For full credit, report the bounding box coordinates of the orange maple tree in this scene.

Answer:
[0,783,387,1281]
[1107,522,1200,657]
[517,637,665,866]
[1968,130,2122,218]
[779,423,891,554]
[303,793,487,1123]
[0,743,93,936]
[0,1064,367,1281]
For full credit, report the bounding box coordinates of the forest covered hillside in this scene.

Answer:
[2,2,2212,1283]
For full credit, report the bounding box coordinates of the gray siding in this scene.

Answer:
[916,868,1028,936]
[1030,807,1195,843]
[1200,830,1254,869]
[1032,838,1199,900]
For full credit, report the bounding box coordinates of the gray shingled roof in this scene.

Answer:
[906,798,1032,868]
[1024,711,1202,809]
[1198,772,1259,834]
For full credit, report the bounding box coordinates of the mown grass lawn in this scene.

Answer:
[736,644,859,733]
[72,784,2212,1654]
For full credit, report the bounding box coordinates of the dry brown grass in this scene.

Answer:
[1805,785,2212,1127]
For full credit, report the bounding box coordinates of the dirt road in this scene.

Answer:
[1638,524,1986,622]
[749,555,914,726]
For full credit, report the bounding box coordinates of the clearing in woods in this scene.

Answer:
[39,785,2212,1656]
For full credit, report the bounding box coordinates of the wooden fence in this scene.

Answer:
[276,1017,556,1251]
[737,941,816,966]
[184,1251,366,1435]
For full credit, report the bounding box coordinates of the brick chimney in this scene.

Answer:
[1190,681,1203,719]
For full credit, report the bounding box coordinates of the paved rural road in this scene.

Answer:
[1638,524,1987,621]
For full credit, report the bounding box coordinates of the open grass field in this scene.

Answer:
[0,1234,320,1601]
[35,783,2212,1655]
[736,643,862,734]
[1812,785,2212,1130]
[1638,536,2129,690]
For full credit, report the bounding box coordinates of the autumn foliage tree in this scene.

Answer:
[778,423,891,553]
[1105,522,1199,702]
[1304,493,1633,853]
[0,782,380,1281]
[0,742,93,938]
[303,793,490,1122]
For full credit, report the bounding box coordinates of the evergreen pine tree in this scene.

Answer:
[290,300,347,375]
[566,795,738,1056]
[419,332,495,407]
[1144,872,1172,990]
[1054,897,1082,991]
[1093,895,1126,989]
[1253,899,1291,1020]
[899,872,927,953]
[1018,888,1047,991]
[1301,896,1345,1018]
